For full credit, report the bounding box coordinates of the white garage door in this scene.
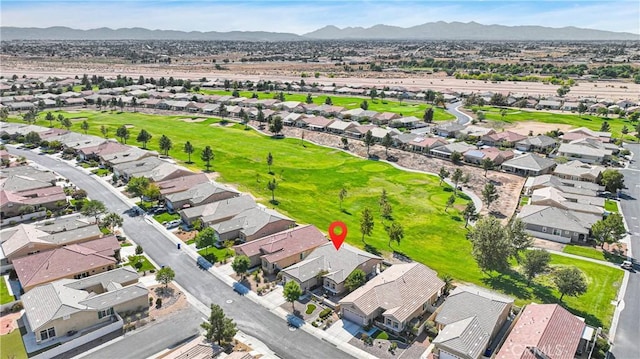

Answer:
[342,308,365,326]
[439,350,462,359]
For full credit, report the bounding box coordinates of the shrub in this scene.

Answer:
[149,297,154,306]
[11,302,23,312]
[135,245,143,255]
[312,321,319,327]
[389,342,398,352]
[155,298,162,308]
[305,304,317,314]
[319,308,332,319]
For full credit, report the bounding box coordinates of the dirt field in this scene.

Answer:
[3,56,639,100]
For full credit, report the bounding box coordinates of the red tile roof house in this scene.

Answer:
[409,137,448,153]
[496,303,592,359]
[481,131,527,147]
[464,147,515,166]
[233,225,328,274]
[13,236,120,292]
[0,186,66,218]
[76,140,130,162]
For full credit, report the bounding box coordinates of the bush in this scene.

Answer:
[312,321,319,327]
[305,304,317,314]
[389,342,398,352]
[135,245,143,255]
[319,308,332,319]
[11,302,23,312]
[149,297,154,306]
[155,298,162,308]
[593,337,610,359]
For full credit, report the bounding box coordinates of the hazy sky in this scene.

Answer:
[2,1,639,35]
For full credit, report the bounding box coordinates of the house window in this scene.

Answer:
[542,227,547,233]
[98,307,114,319]
[40,327,56,340]
[553,229,562,236]
[300,253,304,260]
[386,318,391,325]
[393,322,399,329]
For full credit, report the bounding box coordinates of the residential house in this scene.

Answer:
[282,243,382,295]
[0,165,57,193]
[457,126,495,141]
[112,157,193,182]
[435,122,465,138]
[211,207,295,243]
[373,112,400,125]
[76,141,129,162]
[517,205,600,243]
[155,173,210,197]
[409,137,447,153]
[301,116,334,131]
[496,304,590,359]
[21,267,147,347]
[557,142,612,164]
[0,186,66,218]
[530,187,605,215]
[430,142,476,160]
[501,153,556,176]
[535,100,562,110]
[13,236,120,292]
[481,131,526,147]
[344,124,377,139]
[432,285,513,359]
[165,182,239,211]
[327,120,358,135]
[179,195,257,226]
[232,225,328,273]
[8,102,36,111]
[523,175,603,197]
[515,135,558,153]
[562,127,612,143]
[463,147,515,165]
[390,116,422,129]
[553,161,604,183]
[99,146,157,167]
[393,133,420,150]
[339,263,444,335]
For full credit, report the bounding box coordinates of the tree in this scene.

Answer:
[345,269,367,292]
[621,125,629,136]
[359,207,374,244]
[387,222,404,248]
[451,168,464,195]
[158,135,172,156]
[360,100,368,110]
[194,226,217,256]
[305,93,313,104]
[135,245,143,255]
[267,178,277,203]
[469,216,511,274]
[269,116,283,135]
[363,130,374,156]
[441,274,454,295]
[283,280,302,312]
[102,212,123,233]
[600,169,625,193]
[600,121,611,132]
[591,213,626,248]
[522,250,551,284]
[341,137,348,149]
[438,167,450,186]
[0,107,8,122]
[557,85,570,97]
[577,102,587,115]
[256,109,265,124]
[381,201,392,219]
[445,195,456,212]
[477,111,486,122]
[423,107,434,123]
[508,218,533,262]
[201,145,214,171]
[45,112,55,127]
[131,97,137,112]
[125,176,150,197]
[100,125,109,138]
[597,107,609,118]
[143,183,161,200]
[481,183,499,211]
[369,88,377,100]
[80,120,89,134]
[450,151,462,164]
[553,267,588,301]
[463,201,478,228]
[218,103,227,118]
[381,133,393,157]
[155,267,175,289]
[116,125,129,144]
[25,131,41,146]
[96,97,103,110]
[325,97,333,105]
[201,304,237,345]
[81,200,107,224]
[339,188,347,210]
[60,117,72,131]
[481,157,495,177]
[183,141,194,163]
[136,129,152,149]
[232,255,250,280]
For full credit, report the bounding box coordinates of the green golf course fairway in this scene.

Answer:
[11,110,622,329]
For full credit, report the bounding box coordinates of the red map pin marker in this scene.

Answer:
[328,221,347,250]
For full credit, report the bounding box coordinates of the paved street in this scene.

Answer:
[446,101,472,125]
[610,143,640,359]
[8,147,353,359]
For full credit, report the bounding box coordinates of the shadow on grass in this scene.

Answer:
[270,199,280,205]
[364,244,382,256]
[340,209,352,215]
[451,215,462,222]
[603,251,625,264]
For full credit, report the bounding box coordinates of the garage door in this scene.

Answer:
[342,308,365,326]
[439,350,462,359]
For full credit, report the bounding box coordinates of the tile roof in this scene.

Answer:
[496,304,585,359]
[156,173,210,195]
[165,181,239,207]
[180,195,257,224]
[339,262,444,323]
[233,225,328,263]
[517,205,600,233]
[283,243,382,285]
[501,153,556,171]
[212,207,294,237]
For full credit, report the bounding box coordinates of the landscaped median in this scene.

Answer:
[9,110,624,330]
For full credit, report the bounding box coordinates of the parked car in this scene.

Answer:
[621,260,634,270]
[165,219,182,229]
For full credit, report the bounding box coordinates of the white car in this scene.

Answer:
[621,260,633,270]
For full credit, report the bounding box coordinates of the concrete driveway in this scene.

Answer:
[326,320,362,342]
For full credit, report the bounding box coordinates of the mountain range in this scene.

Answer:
[1,22,638,41]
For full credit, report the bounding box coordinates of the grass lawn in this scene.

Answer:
[375,330,389,340]
[153,212,181,223]
[0,330,27,359]
[0,278,14,305]
[91,168,111,176]
[604,199,619,213]
[470,105,636,140]
[197,246,234,263]
[197,89,455,121]
[519,196,530,207]
[12,110,621,329]
[563,245,625,264]
[127,255,156,273]
[306,304,317,314]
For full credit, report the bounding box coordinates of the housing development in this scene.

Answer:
[0,7,639,359]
